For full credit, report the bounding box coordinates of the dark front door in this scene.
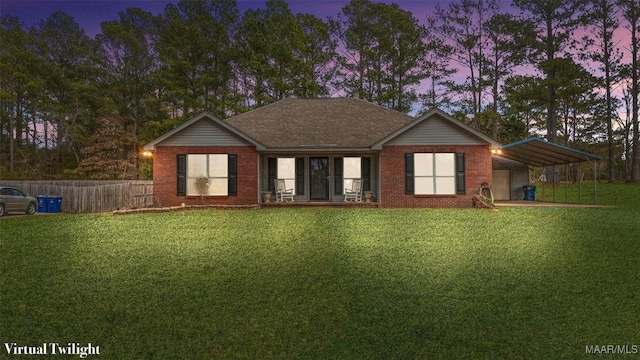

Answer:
[309,157,329,200]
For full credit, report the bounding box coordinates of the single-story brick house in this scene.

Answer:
[144,97,502,208]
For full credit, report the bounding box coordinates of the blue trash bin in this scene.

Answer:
[47,197,63,213]
[524,185,536,201]
[37,196,48,212]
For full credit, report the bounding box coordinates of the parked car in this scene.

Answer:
[0,186,37,217]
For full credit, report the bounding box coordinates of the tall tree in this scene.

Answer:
[0,16,40,175]
[236,0,303,106]
[420,37,456,111]
[32,11,100,175]
[618,67,635,179]
[502,74,548,136]
[332,0,427,112]
[292,13,337,98]
[583,0,623,182]
[97,8,158,136]
[96,7,160,178]
[554,58,600,145]
[428,0,499,117]
[513,0,589,185]
[512,0,589,145]
[154,0,239,118]
[376,3,428,111]
[331,0,375,99]
[619,0,640,182]
[236,0,335,107]
[484,12,531,138]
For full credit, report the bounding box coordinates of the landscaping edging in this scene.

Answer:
[113,204,260,215]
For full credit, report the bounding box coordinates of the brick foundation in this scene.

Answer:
[153,146,259,207]
[379,145,493,208]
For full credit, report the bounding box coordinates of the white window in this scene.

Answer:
[414,153,456,195]
[343,157,361,192]
[187,154,228,196]
[277,158,296,194]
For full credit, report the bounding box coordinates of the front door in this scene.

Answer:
[309,157,329,200]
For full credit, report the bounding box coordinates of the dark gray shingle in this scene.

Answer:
[225,98,414,148]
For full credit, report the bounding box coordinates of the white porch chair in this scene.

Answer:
[344,179,363,202]
[275,179,295,202]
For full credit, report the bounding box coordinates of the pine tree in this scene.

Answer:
[618,0,640,182]
[583,0,623,182]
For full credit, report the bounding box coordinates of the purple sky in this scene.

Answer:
[1,0,443,37]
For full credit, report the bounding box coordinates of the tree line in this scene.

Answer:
[1,0,639,182]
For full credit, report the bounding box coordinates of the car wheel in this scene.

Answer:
[26,202,36,215]
[0,203,5,217]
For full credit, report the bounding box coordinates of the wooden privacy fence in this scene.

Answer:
[0,180,153,213]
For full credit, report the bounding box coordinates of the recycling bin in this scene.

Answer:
[37,196,48,212]
[523,185,536,201]
[47,197,63,213]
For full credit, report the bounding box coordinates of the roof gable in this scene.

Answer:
[372,108,501,149]
[144,112,265,150]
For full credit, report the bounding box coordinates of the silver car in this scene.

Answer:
[0,186,38,217]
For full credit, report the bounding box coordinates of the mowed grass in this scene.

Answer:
[534,180,639,207]
[1,183,639,359]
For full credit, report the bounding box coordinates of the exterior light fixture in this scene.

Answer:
[490,148,502,155]
[142,150,153,158]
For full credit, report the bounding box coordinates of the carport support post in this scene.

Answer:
[578,162,582,203]
[565,164,569,203]
[594,160,597,205]
[540,166,545,200]
[553,172,557,202]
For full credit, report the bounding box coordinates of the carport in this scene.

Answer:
[495,138,603,204]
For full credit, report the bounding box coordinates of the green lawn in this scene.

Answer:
[1,183,639,359]
[533,180,637,206]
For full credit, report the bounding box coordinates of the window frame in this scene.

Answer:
[185,154,230,197]
[413,152,456,195]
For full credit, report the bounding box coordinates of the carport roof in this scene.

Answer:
[500,138,602,167]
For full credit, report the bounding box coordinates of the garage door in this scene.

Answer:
[492,170,511,201]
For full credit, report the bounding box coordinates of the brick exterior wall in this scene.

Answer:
[379,145,492,208]
[153,146,259,207]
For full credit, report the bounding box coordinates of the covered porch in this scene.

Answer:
[259,153,379,204]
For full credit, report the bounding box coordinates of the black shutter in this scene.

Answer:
[361,157,371,191]
[405,153,414,195]
[228,154,237,196]
[334,157,343,195]
[267,157,277,193]
[295,158,305,195]
[177,154,187,196]
[455,153,465,195]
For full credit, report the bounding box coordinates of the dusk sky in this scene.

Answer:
[1,0,446,37]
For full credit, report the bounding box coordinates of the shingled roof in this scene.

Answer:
[225,98,414,149]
